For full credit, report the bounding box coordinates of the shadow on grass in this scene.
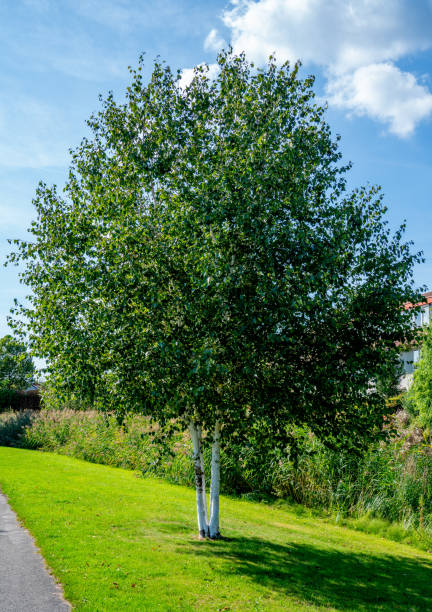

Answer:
[0,411,35,447]
[180,534,432,610]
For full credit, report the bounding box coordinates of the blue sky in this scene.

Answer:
[1,0,432,339]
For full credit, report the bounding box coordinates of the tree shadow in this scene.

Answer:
[0,411,34,447]
[179,533,432,610]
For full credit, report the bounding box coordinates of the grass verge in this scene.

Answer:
[1,447,432,611]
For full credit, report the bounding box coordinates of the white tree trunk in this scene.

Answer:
[209,421,221,539]
[189,422,209,538]
[199,431,209,528]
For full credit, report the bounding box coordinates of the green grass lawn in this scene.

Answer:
[1,447,432,611]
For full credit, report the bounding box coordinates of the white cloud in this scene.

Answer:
[327,63,432,137]
[213,0,432,136]
[179,67,196,89]
[223,0,432,72]
[204,28,227,53]
[179,63,220,89]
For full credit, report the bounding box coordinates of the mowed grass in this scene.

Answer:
[1,448,432,611]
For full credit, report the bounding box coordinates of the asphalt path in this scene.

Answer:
[0,491,70,612]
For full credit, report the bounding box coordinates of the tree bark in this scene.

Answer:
[189,422,209,538]
[199,429,209,529]
[209,420,221,539]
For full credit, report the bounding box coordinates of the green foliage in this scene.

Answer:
[0,335,35,393]
[0,335,35,410]
[9,51,422,453]
[41,378,92,412]
[271,433,432,531]
[405,324,432,429]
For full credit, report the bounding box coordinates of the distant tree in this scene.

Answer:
[8,51,422,538]
[0,335,35,391]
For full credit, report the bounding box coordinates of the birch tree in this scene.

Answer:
[9,51,422,538]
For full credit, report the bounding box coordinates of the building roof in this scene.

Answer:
[404,291,432,310]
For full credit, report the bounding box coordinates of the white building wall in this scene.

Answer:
[399,301,432,389]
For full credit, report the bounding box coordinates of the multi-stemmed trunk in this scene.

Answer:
[189,420,221,539]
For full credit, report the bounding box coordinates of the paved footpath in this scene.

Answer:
[0,491,70,612]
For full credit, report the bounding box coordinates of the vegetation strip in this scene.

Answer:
[2,409,432,551]
[1,447,432,611]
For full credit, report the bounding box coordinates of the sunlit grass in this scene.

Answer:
[1,447,432,611]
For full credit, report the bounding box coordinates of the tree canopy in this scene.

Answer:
[8,51,422,536]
